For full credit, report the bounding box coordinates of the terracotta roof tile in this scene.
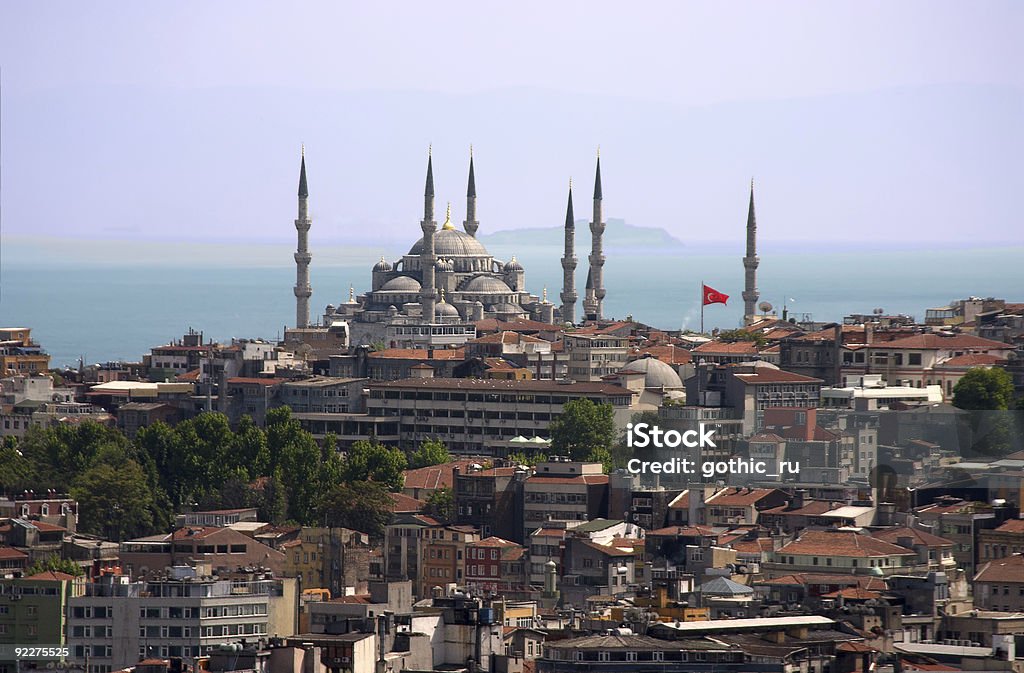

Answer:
[974,553,1024,583]
[777,530,917,558]
[706,487,782,507]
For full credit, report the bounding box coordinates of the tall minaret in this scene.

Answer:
[463,146,479,237]
[585,152,606,321]
[742,178,760,326]
[419,148,438,321]
[559,179,577,324]
[293,146,313,328]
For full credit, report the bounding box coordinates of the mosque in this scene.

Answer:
[290,148,609,348]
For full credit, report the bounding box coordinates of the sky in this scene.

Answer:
[1,1,1022,249]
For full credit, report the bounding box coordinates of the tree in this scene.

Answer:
[506,451,546,467]
[71,458,156,541]
[953,368,1015,411]
[319,481,394,537]
[586,446,614,473]
[0,437,32,493]
[26,553,84,577]
[425,487,455,522]
[549,398,616,461]
[341,440,407,491]
[268,406,331,523]
[717,329,766,347]
[410,438,451,469]
[254,469,289,525]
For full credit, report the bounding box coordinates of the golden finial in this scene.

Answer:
[751,177,754,190]
[440,288,446,302]
[428,144,432,157]
[597,145,600,159]
[543,287,548,302]
[470,143,473,159]
[349,285,355,302]
[301,143,305,158]
[569,176,573,190]
[442,202,455,230]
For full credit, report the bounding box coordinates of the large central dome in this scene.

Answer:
[408,228,491,257]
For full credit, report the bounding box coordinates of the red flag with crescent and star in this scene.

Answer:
[702,285,729,306]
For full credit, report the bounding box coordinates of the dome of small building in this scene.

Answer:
[504,256,523,272]
[373,257,393,272]
[325,304,336,313]
[619,356,683,389]
[380,276,422,292]
[462,274,513,294]
[435,301,460,318]
[408,228,491,257]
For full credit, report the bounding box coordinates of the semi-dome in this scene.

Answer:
[504,256,523,272]
[380,276,421,292]
[462,275,513,294]
[490,302,525,314]
[408,228,490,257]
[619,357,683,389]
[373,256,393,272]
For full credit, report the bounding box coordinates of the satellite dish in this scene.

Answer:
[758,302,773,313]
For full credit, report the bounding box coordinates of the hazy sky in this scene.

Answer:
[1,1,1022,246]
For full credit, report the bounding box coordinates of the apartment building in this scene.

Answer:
[365,377,635,454]
[563,333,629,382]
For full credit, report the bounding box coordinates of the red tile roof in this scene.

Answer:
[756,573,888,590]
[388,492,426,513]
[875,334,1010,351]
[580,540,635,557]
[706,487,781,507]
[633,345,692,365]
[402,460,478,491]
[0,546,28,561]
[368,348,466,360]
[939,353,1006,367]
[821,587,882,600]
[732,370,823,384]
[170,526,225,541]
[870,526,954,548]
[693,340,760,355]
[777,530,917,558]
[470,331,548,345]
[993,518,1024,534]
[24,570,78,581]
[973,553,1024,583]
[761,500,837,517]
[648,525,717,537]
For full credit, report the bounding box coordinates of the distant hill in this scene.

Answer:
[480,218,687,255]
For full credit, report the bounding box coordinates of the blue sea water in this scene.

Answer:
[2,246,1022,368]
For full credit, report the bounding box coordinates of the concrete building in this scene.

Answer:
[365,377,636,454]
[563,333,629,382]
[972,553,1024,612]
[66,567,296,671]
[119,526,285,579]
[0,328,50,375]
[0,570,80,647]
[522,461,609,542]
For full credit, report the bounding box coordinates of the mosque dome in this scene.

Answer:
[462,275,513,294]
[409,228,490,258]
[373,257,393,272]
[435,301,460,318]
[504,256,523,272]
[619,357,683,389]
[380,276,421,292]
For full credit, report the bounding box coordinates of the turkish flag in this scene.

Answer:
[703,285,729,306]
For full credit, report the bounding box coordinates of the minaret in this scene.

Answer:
[293,146,312,328]
[742,178,760,326]
[559,179,578,324]
[585,152,606,321]
[463,146,479,237]
[419,148,438,321]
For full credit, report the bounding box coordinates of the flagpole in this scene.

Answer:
[700,280,704,335]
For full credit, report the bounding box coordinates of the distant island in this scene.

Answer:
[480,218,687,255]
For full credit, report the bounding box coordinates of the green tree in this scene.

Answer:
[319,481,394,537]
[953,368,1015,410]
[549,398,616,461]
[341,440,407,491]
[506,451,546,466]
[586,446,615,473]
[254,469,289,525]
[26,553,84,577]
[0,437,33,493]
[425,487,455,522]
[268,406,329,523]
[717,329,766,347]
[71,458,156,541]
[409,438,451,469]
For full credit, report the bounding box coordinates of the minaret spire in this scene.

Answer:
[419,147,438,321]
[742,178,760,326]
[464,146,479,237]
[583,151,605,321]
[293,146,312,328]
[560,178,578,324]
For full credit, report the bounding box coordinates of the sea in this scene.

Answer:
[2,244,1023,368]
